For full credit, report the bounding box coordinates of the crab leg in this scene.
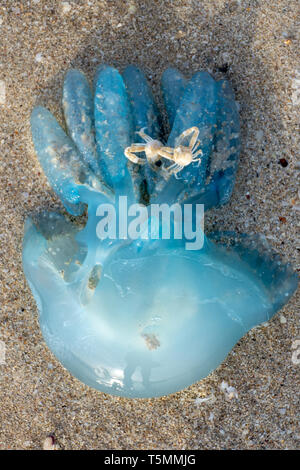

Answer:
[156,147,175,161]
[124,144,147,164]
[136,127,154,143]
[173,165,184,178]
[167,162,178,170]
[192,140,201,153]
[178,126,199,150]
[193,148,203,158]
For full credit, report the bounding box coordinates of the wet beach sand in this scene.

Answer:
[0,0,299,450]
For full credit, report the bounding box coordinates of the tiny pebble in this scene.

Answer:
[35,53,43,63]
[128,4,137,15]
[220,381,239,400]
[0,80,6,104]
[61,2,72,14]
[43,436,57,450]
[0,340,6,365]
[255,130,264,141]
[291,339,300,365]
[194,394,215,405]
[279,158,288,167]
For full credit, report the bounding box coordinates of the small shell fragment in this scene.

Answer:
[43,435,58,450]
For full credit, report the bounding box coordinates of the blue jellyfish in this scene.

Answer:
[23,65,298,398]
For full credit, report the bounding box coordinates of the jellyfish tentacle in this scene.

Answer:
[62,69,114,201]
[183,80,241,209]
[161,68,186,129]
[31,106,103,215]
[63,69,100,176]
[206,79,240,206]
[94,65,134,199]
[123,65,163,203]
[168,71,218,186]
[154,71,218,203]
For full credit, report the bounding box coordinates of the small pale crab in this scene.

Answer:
[124,126,203,178]
[124,128,164,171]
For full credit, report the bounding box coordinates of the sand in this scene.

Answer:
[0,0,299,450]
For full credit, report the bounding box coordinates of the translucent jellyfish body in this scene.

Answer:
[23,66,298,397]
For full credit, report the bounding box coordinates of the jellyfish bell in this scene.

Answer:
[23,65,298,398]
